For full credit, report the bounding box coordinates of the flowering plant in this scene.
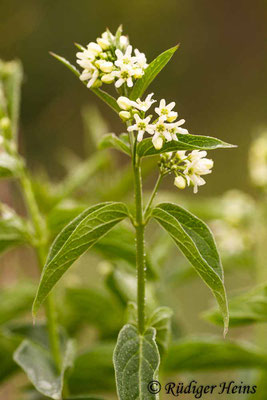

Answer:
[0,27,237,400]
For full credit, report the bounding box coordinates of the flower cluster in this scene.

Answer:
[249,132,267,189]
[76,28,148,89]
[159,150,214,193]
[117,94,188,149]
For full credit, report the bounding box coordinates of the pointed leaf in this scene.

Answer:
[137,134,236,157]
[14,339,75,399]
[152,203,228,334]
[33,202,128,315]
[113,324,160,400]
[147,306,173,356]
[50,53,120,113]
[129,46,179,100]
[163,337,267,372]
[204,284,267,327]
[98,133,131,156]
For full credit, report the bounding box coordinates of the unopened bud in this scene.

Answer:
[153,137,163,150]
[101,74,115,84]
[99,61,113,73]
[87,42,102,55]
[119,111,131,121]
[97,37,110,50]
[117,96,132,110]
[174,176,186,189]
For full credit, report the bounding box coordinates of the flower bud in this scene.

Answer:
[174,176,186,189]
[91,79,102,88]
[117,96,132,110]
[119,111,131,121]
[167,112,178,122]
[120,35,129,48]
[97,37,110,50]
[99,61,113,73]
[101,74,115,84]
[133,68,144,79]
[87,42,102,55]
[153,137,163,150]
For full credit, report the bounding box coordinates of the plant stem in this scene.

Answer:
[144,174,163,219]
[133,154,146,334]
[20,169,62,372]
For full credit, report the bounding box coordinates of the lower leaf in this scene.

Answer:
[113,324,160,400]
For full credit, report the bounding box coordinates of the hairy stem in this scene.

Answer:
[133,155,146,334]
[20,169,62,371]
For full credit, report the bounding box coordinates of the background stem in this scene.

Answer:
[20,169,62,371]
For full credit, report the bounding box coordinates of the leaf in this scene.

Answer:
[98,133,131,156]
[152,203,229,335]
[113,324,160,400]
[0,282,36,325]
[14,339,75,399]
[163,337,267,372]
[68,343,115,394]
[204,284,267,327]
[65,397,106,400]
[147,307,173,357]
[129,46,179,100]
[64,287,123,335]
[0,331,20,382]
[0,153,20,178]
[137,134,236,157]
[0,206,31,254]
[50,53,120,113]
[33,202,129,316]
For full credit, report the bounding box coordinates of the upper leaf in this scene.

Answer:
[50,53,120,113]
[152,203,228,334]
[129,45,179,100]
[163,337,267,372]
[33,202,129,316]
[204,284,267,328]
[113,324,160,400]
[98,133,131,156]
[137,134,235,157]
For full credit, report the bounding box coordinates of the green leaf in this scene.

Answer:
[14,339,75,399]
[64,286,123,335]
[147,306,173,357]
[113,324,160,400]
[0,153,20,178]
[163,337,267,372]
[98,133,131,156]
[0,282,36,325]
[204,284,267,327]
[65,397,106,400]
[129,46,179,100]
[33,202,129,316]
[152,203,229,335]
[50,53,120,113]
[0,208,31,254]
[137,134,236,157]
[68,343,115,394]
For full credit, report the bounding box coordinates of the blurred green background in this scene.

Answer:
[1,0,266,194]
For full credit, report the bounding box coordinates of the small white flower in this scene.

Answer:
[131,93,156,112]
[119,35,129,49]
[119,111,131,121]
[152,135,163,150]
[84,67,99,88]
[97,32,113,50]
[174,176,186,189]
[150,117,172,142]
[127,114,152,142]
[117,96,133,110]
[184,150,214,193]
[132,67,144,79]
[155,99,177,122]
[115,45,134,68]
[168,119,188,140]
[87,42,102,55]
[134,49,148,69]
[96,60,113,73]
[112,66,134,88]
[101,73,115,84]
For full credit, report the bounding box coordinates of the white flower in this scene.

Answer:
[87,42,102,55]
[119,35,129,49]
[112,66,134,88]
[96,60,113,73]
[117,96,133,110]
[131,93,156,112]
[80,66,99,88]
[155,99,177,122]
[76,50,95,68]
[134,49,148,69]
[168,119,188,138]
[97,32,113,50]
[174,176,186,189]
[127,114,152,142]
[115,45,134,68]
[152,136,163,150]
[184,150,214,193]
[101,73,115,84]
[150,117,172,142]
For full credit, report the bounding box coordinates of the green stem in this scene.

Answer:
[133,154,146,334]
[144,174,163,219]
[20,169,62,372]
